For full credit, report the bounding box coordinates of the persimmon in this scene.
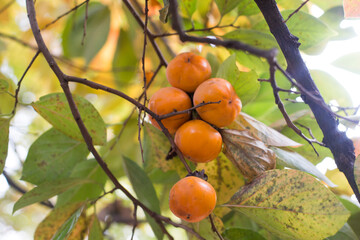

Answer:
[174,120,222,163]
[166,52,212,93]
[193,78,242,127]
[169,176,217,222]
[148,87,192,134]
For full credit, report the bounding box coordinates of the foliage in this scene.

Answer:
[0,0,359,239]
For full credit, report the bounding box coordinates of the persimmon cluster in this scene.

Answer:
[148,52,242,222]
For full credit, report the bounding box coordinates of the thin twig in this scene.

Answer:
[275,62,359,124]
[138,0,150,163]
[209,214,224,240]
[11,50,41,116]
[158,101,221,120]
[130,204,138,240]
[103,63,163,161]
[295,122,319,141]
[153,24,240,38]
[283,0,310,23]
[268,59,321,155]
[81,0,89,45]
[41,0,88,30]
[277,87,300,94]
[130,0,176,57]
[122,0,167,66]
[91,188,117,204]
[3,171,54,209]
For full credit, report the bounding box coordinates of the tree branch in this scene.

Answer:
[168,0,277,60]
[25,1,202,238]
[254,0,360,202]
[3,171,54,209]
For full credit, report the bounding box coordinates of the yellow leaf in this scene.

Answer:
[326,168,354,196]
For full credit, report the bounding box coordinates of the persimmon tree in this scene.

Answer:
[1,0,360,239]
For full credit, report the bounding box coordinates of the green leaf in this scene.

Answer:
[229,112,302,147]
[180,0,197,18]
[222,211,260,233]
[223,29,278,50]
[35,202,86,240]
[237,0,260,16]
[13,178,91,213]
[339,197,360,215]
[270,147,335,187]
[62,2,110,64]
[223,29,286,73]
[52,204,85,240]
[56,159,107,207]
[123,156,163,240]
[22,128,89,185]
[32,93,107,145]
[0,118,10,174]
[283,10,337,52]
[230,50,269,76]
[216,54,259,105]
[225,169,350,240]
[112,29,138,87]
[254,10,337,53]
[223,228,266,240]
[88,214,103,240]
[215,0,242,16]
[0,78,9,91]
[206,52,220,78]
[332,52,360,74]
[319,6,356,41]
[311,70,352,106]
[0,73,15,114]
[326,223,359,240]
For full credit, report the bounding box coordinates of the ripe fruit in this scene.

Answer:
[174,120,222,163]
[166,52,212,93]
[169,176,217,222]
[148,87,192,134]
[193,78,242,127]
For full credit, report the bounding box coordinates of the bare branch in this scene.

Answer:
[158,101,221,120]
[11,50,41,116]
[283,0,310,23]
[81,0,89,45]
[209,214,224,240]
[130,204,138,240]
[3,171,54,209]
[122,0,167,66]
[168,0,277,60]
[268,59,321,155]
[41,0,88,30]
[153,24,240,38]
